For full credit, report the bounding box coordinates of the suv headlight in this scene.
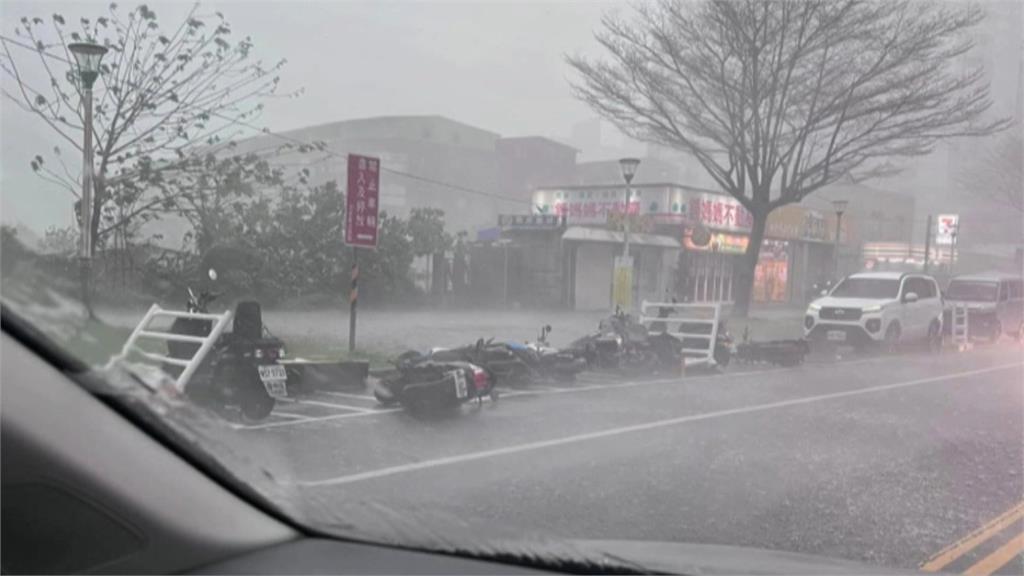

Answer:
[808,303,822,312]
[862,304,884,314]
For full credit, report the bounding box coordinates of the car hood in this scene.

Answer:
[571,539,916,575]
[810,296,898,310]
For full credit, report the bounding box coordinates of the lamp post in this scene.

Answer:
[69,41,108,318]
[619,158,640,260]
[832,199,849,280]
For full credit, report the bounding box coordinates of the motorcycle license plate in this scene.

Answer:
[827,330,847,342]
[449,370,468,399]
[258,365,288,398]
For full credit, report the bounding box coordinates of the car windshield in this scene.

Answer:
[829,278,901,299]
[946,281,999,302]
[3,1,1023,574]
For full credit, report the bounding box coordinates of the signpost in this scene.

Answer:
[935,214,959,274]
[345,154,381,352]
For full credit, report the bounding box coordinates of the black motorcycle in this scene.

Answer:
[164,274,288,422]
[570,309,682,374]
[373,344,499,414]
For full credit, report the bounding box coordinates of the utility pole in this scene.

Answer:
[923,214,932,273]
[348,247,358,352]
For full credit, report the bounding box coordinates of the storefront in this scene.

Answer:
[523,184,857,309]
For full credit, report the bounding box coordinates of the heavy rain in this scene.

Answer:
[2,1,1022,574]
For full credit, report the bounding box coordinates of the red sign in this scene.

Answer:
[345,154,380,248]
[688,194,754,232]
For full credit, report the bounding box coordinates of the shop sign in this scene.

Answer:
[935,214,959,245]
[684,230,749,254]
[498,214,565,230]
[533,186,688,225]
[687,193,754,232]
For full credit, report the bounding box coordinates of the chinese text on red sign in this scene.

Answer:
[345,154,381,248]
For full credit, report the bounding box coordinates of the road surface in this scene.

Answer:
[218,344,1024,574]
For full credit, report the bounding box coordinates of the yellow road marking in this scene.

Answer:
[964,533,1024,576]
[921,502,1024,572]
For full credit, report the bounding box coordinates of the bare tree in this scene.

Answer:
[958,133,1023,214]
[2,2,295,254]
[569,0,1008,315]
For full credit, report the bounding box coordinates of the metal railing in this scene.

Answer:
[106,304,233,392]
[639,300,722,366]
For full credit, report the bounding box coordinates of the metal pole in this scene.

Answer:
[503,242,509,308]
[832,210,844,280]
[622,183,632,260]
[950,231,958,276]
[349,247,358,352]
[80,84,95,318]
[923,214,932,273]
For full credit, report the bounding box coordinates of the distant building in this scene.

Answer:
[230,115,516,234]
[496,136,577,204]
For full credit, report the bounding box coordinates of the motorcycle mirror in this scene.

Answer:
[544,324,552,333]
[208,268,218,281]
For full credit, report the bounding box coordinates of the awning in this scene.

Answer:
[562,226,681,249]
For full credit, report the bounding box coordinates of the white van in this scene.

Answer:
[943,273,1024,342]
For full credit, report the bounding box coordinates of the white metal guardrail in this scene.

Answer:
[106,304,233,393]
[951,303,970,351]
[640,300,722,366]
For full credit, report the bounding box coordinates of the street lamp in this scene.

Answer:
[619,157,640,260]
[832,199,849,280]
[69,41,108,317]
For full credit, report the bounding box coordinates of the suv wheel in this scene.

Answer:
[883,322,901,354]
[927,320,943,354]
[988,320,1003,344]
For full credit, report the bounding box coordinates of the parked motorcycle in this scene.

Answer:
[373,343,499,413]
[570,309,682,373]
[525,325,589,382]
[164,269,288,421]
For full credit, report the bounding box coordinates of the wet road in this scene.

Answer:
[225,344,1024,574]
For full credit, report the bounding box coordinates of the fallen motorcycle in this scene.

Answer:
[373,344,498,413]
[570,309,682,374]
[164,270,288,421]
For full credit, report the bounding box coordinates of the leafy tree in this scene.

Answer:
[407,207,453,257]
[569,0,1008,315]
[2,2,292,254]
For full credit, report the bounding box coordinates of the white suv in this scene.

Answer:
[804,272,944,351]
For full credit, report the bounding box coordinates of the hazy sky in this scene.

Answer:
[1,0,626,232]
[2,0,1020,238]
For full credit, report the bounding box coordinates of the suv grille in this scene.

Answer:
[820,307,863,321]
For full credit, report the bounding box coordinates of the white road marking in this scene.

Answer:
[277,397,374,413]
[320,390,376,401]
[236,350,987,432]
[269,411,313,421]
[234,407,403,430]
[297,362,1022,487]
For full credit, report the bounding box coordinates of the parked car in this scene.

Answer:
[804,272,944,352]
[942,273,1024,343]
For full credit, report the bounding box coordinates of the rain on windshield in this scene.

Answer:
[2,0,1022,573]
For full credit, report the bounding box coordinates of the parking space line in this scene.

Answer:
[297,362,1021,487]
[277,397,375,413]
[234,407,403,430]
[921,502,1024,572]
[320,390,376,401]
[238,352,1002,432]
[270,411,314,421]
